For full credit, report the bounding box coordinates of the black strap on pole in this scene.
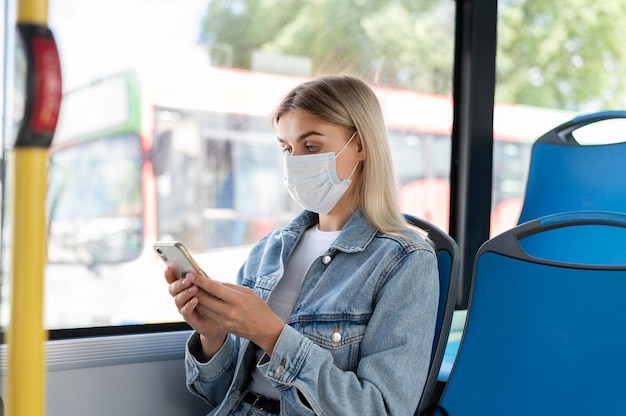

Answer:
[15,23,62,148]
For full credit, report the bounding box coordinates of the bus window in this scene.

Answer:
[6,0,610,331]
[31,0,460,329]
[37,0,594,330]
[493,1,626,236]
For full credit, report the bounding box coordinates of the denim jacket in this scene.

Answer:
[185,209,439,415]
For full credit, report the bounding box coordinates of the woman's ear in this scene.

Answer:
[356,134,366,160]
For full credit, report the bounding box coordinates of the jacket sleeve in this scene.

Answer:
[257,247,439,416]
[184,332,239,409]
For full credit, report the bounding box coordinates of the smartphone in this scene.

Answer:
[153,241,209,279]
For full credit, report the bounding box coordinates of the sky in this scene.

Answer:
[48,0,210,90]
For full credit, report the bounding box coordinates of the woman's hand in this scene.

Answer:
[165,268,285,356]
[165,267,227,359]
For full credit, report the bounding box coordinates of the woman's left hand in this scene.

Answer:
[186,273,285,356]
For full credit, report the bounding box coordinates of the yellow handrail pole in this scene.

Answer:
[7,0,61,414]
[18,0,48,25]
[7,152,48,416]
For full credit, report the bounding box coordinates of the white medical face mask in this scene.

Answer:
[283,131,359,214]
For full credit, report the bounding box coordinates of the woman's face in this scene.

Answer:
[276,110,365,181]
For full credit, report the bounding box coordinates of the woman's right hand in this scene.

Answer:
[164,267,227,360]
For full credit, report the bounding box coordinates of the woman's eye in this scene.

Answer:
[305,144,320,152]
[281,147,293,155]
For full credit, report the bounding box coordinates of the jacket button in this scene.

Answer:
[276,358,287,375]
[331,331,342,343]
[322,255,332,264]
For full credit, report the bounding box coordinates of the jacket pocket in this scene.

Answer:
[298,318,367,372]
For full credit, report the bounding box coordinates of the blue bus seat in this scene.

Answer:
[424,211,626,415]
[518,111,626,224]
[404,214,460,415]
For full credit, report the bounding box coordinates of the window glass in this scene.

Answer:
[1,0,456,329]
[47,134,143,263]
[493,0,626,236]
[2,3,28,328]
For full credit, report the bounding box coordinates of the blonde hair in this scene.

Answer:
[272,74,410,236]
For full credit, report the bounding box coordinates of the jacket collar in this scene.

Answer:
[283,209,377,253]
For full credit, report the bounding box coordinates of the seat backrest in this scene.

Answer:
[430,211,626,415]
[404,214,460,415]
[518,111,626,224]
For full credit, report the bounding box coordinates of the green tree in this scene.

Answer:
[199,0,626,109]
[497,0,626,110]
[198,0,454,94]
[198,0,309,69]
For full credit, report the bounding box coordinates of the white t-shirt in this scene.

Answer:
[247,225,340,399]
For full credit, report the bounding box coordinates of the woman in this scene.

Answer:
[165,74,439,415]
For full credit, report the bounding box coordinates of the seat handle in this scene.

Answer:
[479,210,626,269]
[537,110,626,144]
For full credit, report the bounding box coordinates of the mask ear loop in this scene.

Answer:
[346,160,360,180]
[337,130,360,181]
[336,130,358,158]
